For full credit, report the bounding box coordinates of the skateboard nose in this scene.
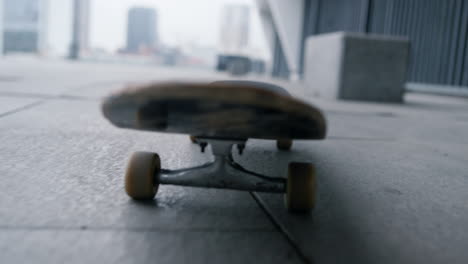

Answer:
[101,96,144,129]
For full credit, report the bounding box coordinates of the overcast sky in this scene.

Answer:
[47,0,268,56]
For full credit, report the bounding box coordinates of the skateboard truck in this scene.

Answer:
[125,137,317,212]
[159,138,285,193]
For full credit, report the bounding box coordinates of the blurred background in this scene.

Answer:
[0,0,270,73]
[1,0,468,93]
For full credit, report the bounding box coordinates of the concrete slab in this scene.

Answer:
[235,92,468,263]
[1,59,468,263]
[307,92,468,142]
[0,99,274,230]
[0,97,306,262]
[0,230,301,264]
[0,57,221,98]
[0,97,40,117]
[0,59,111,96]
[247,139,468,263]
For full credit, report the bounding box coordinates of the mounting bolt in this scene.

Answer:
[237,144,245,155]
[200,142,208,153]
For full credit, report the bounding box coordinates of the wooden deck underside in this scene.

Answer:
[102,81,327,140]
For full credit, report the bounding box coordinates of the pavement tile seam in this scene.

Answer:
[0,100,44,119]
[327,136,396,142]
[0,91,55,99]
[57,80,127,95]
[0,226,275,233]
[55,95,99,101]
[250,192,312,264]
[0,92,98,102]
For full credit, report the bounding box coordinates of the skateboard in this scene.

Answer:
[102,80,327,212]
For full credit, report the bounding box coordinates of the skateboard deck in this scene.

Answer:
[102,80,326,140]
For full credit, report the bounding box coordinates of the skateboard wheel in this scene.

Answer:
[285,162,316,212]
[277,139,293,151]
[189,135,197,143]
[125,151,160,200]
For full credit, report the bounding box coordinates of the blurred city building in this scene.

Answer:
[217,4,265,76]
[0,0,48,55]
[219,4,249,53]
[126,7,158,54]
[69,0,90,59]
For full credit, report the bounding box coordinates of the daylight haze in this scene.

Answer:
[47,0,268,57]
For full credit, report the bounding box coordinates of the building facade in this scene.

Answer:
[1,0,48,54]
[69,0,90,59]
[219,4,250,54]
[258,0,468,88]
[126,7,158,53]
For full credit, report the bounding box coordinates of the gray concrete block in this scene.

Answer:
[304,32,410,102]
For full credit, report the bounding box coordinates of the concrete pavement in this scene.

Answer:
[0,57,467,263]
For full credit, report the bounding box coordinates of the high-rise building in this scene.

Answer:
[1,0,48,54]
[126,7,158,53]
[0,0,3,55]
[69,0,90,59]
[219,4,250,53]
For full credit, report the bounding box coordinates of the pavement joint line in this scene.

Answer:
[0,100,45,119]
[0,79,123,101]
[327,136,396,141]
[59,79,129,95]
[0,92,97,102]
[0,226,276,233]
[326,110,399,117]
[250,192,313,264]
[55,95,98,101]
[0,91,55,99]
